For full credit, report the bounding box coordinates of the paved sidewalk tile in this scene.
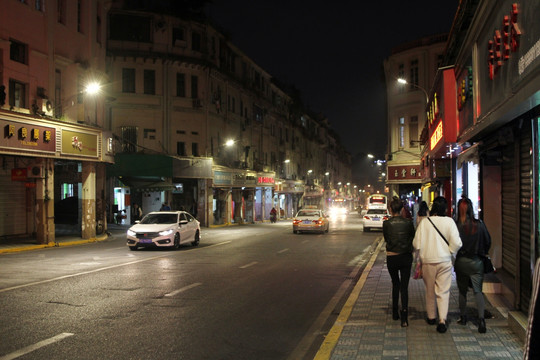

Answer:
[329,250,524,360]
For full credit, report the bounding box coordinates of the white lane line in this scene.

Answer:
[239,261,258,269]
[165,282,203,297]
[0,241,232,294]
[301,240,309,244]
[0,332,74,360]
[277,248,290,254]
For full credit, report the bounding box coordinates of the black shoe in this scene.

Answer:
[436,321,447,333]
[400,310,408,327]
[457,315,467,325]
[426,318,437,325]
[478,318,486,333]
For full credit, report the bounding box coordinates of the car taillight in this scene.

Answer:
[293,219,301,225]
[316,218,324,224]
[363,216,370,220]
[383,216,389,220]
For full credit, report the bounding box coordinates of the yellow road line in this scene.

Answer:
[313,237,384,360]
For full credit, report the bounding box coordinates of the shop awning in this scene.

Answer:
[118,176,177,192]
[107,153,173,177]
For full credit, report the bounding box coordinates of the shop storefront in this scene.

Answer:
[0,110,112,243]
[451,0,540,312]
[274,179,304,218]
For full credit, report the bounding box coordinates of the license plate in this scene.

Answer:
[139,239,152,244]
[372,217,380,221]
[303,220,312,224]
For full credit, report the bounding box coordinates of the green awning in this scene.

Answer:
[107,153,173,177]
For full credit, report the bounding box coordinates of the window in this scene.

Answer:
[172,27,184,46]
[10,39,27,64]
[192,142,199,157]
[177,142,186,156]
[77,0,82,33]
[191,75,198,98]
[410,59,419,89]
[121,126,137,153]
[57,0,66,24]
[122,68,135,93]
[143,128,156,140]
[192,32,201,51]
[9,80,27,108]
[176,73,185,97]
[398,117,405,149]
[409,116,418,148]
[35,0,44,11]
[144,70,155,95]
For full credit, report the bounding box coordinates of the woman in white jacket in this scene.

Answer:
[413,196,462,333]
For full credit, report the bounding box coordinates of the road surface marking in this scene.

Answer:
[313,237,384,360]
[301,240,309,244]
[0,333,74,360]
[277,248,289,254]
[165,282,203,297]
[0,241,232,294]
[239,261,258,269]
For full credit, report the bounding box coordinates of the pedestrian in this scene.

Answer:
[416,201,429,228]
[413,196,462,333]
[383,196,416,327]
[160,202,171,211]
[454,196,491,333]
[132,203,142,223]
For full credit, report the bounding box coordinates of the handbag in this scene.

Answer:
[481,255,495,273]
[412,252,422,279]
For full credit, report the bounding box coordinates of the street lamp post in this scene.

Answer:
[397,78,429,104]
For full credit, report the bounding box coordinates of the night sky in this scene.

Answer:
[206,1,459,158]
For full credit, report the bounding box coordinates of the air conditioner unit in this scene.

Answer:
[41,100,53,116]
[27,160,44,178]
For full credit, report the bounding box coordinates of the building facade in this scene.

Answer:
[0,0,112,243]
[105,3,352,227]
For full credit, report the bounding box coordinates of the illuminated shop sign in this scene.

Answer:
[257,176,275,185]
[457,67,473,111]
[61,130,98,157]
[387,165,423,181]
[427,92,439,126]
[1,119,56,152]
[430,120,443,150]
[487,3,521,80]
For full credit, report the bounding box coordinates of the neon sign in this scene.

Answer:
[430,120,443,150]
[488,3,521,80]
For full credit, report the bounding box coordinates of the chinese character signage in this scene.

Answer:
[1,119,55,153]
[387,165,423,181]
[61,130,98,157]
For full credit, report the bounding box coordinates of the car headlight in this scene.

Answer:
[127,229,136,237]
[159,229,174,236]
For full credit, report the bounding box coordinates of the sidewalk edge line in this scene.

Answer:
[313,237,384,360]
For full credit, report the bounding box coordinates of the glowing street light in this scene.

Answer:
[397,78,429,102]
[85,82,102,95]
[225,139,235,147]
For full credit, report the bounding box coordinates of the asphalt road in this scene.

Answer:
[0,215,380,360]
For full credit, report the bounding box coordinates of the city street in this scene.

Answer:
[0,214,377,360]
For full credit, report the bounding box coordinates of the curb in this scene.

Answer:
[0,233,110,254]
[313,237,384,360]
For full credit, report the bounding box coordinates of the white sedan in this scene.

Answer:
[126,211,200,250]
[362,209,390,232]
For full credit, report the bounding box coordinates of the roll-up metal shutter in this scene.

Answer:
[501,138,519,278]
[519,122,533,312]
[0,170,28,237]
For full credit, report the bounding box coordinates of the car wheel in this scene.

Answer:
[363,227,369,232]
[293,230,298,234]
[173,233,181,250]
[129,246,138,251]
[325,225,329,233]
[191,230,200,246]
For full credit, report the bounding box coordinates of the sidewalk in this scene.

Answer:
[315,238,525,360]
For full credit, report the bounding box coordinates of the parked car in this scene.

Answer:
[292,209,329,234]
[362,208,390,232]
[126,211,200,250]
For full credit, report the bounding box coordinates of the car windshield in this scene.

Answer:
[367,209,387,215]
[297,210,320,217]
[140,213,178,224]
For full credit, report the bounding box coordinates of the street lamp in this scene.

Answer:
[397,78,429,103]
[84,81,102,126]
[225,139,235,147]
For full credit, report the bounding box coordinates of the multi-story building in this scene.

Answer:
[383,34,448,202]
[105,2,351,227]
[0,0,112,243]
